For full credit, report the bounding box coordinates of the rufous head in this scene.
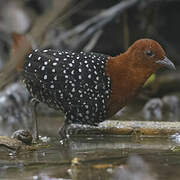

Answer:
[126,39,175,71]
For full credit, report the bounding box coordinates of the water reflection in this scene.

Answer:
[0,136,180,180]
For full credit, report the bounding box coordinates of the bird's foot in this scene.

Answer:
[11,129,33,145]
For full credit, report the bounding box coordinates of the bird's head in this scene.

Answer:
[126,39,175,71]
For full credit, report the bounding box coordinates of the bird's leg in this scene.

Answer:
[59,122,70,140]
[30,98,40,142]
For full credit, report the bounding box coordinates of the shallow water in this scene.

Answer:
[0,135,180,180]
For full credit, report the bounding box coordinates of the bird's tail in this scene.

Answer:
[0,33,32,89]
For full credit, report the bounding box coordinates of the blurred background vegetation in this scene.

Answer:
[0,0,179,62]
[0,0,180,136]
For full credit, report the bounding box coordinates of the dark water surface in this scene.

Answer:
[0,135,180,180]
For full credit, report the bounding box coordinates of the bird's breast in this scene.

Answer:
[105,56,146,117]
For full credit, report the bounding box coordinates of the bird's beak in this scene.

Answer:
[156,57,176,70]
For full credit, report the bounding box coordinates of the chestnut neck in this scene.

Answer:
[105,53,156,117]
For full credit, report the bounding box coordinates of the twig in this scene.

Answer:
[29,0,72,45]
[62,0,138,38]
[83,30,103,52]
[50,0,92,27]
[57,0,139,50]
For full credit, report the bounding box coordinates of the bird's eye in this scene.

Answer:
[145,50,154,57]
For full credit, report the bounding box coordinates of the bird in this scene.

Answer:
[11,34,175,139]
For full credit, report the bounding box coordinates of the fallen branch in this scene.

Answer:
[67,120,180,136]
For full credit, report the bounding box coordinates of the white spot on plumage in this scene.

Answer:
[78,75,82,80]
[96,76,99,81]
[38,57,41,60]
[52,68,56,72]
[53,62,57,66]
[44,75,47,80]
[28,54,32,58]
[69,93,73,98]
[43,49,48,52]
[44,61,48,65]
[78,90,82,93]
[54,76,57,80]
[88,74,91,79]
[50,84,54,89]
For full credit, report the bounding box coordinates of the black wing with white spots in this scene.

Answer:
[23,49,111,125]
